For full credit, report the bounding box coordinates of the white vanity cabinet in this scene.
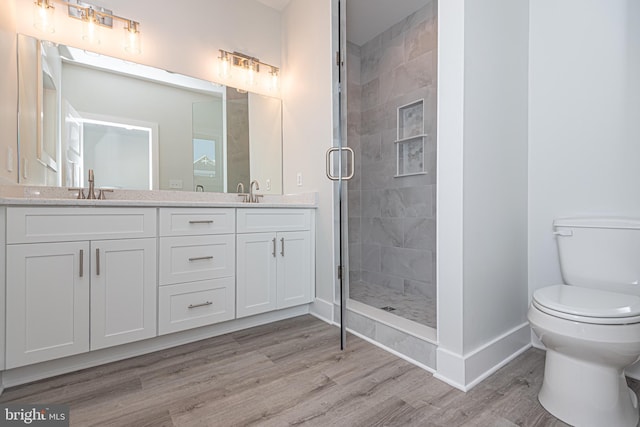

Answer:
[236,209,314,318]
[5,207,157,369]
[158,208,236,335]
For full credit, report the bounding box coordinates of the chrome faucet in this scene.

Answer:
[237,182,249,202]
[87,169,96,199]
[249,179,262,203]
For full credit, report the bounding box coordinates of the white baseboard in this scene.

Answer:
[436,323,532,391]
[434,347,467,390]
[1,305,309,389]
[309,297,334,324]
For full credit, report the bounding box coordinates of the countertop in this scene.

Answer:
[0,185,318,208]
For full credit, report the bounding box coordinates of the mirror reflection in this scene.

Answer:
[17,34,283,194]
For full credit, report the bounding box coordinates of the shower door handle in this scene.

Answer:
[325,147,355,181]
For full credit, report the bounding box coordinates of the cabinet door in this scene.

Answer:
[236,233,277,318]
[90,238,157,350]
[6,242,90,369]
[277,231,313,309]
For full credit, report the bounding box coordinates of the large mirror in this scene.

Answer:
[17,34,283,194]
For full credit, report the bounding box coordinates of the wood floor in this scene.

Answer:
[1,315,639,426]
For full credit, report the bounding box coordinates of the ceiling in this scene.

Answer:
[255,0,430,46]
[255,0,291,11]
[346,0,430,46]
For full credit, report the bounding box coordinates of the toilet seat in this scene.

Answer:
[533,285,640,325]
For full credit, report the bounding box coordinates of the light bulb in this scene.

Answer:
[269,68,279,92]
[124,21,141,54]
[33,0,55,33]
[82,10,101,45]
[219,51,231,79]
[246,61,256,86]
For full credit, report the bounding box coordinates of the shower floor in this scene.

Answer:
[349,280,437,329]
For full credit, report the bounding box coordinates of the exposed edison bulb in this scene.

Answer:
[219,51,231,79]
[246,61,257,86]
[33,0,55,33]
[82,10,102,45]
[124,21,142,54]
[269,68,279,92]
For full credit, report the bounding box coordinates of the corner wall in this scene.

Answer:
[281,0,336,312]
[436,0,530,390]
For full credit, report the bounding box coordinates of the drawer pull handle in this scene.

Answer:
[272,238,276,257]
[280,237,285,257]
[96,248,100,276]
[188,256,214,262]
[188,301,213,309]
[188,220,214,224]
[79,249,84,277]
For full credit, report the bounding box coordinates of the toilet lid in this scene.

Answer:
[533,285,640,320]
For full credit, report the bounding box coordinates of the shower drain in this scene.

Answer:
[380,306,396,312]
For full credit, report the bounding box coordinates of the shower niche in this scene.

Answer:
[395,99,426,177]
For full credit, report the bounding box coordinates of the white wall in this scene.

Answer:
[462,0,529,353]
[281,0,336,306]
[436,0,530,389]
[0,0,17,184]
[528,0,640,300]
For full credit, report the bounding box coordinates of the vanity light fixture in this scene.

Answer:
[218,49,280,92]
[32,0,142,54]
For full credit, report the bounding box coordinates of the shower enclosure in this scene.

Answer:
[340,0,438,338]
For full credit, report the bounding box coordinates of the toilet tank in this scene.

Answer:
[554,217,640,296]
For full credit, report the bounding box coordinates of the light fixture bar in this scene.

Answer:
[219,49,279,75]
[66,0,113,27]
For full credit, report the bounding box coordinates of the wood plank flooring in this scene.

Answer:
[1,315,638,426]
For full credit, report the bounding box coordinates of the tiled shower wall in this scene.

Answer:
[347,1,437,324]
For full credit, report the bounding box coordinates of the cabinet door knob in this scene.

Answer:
[188,220,214,224]
[280,237,285,257]
[272,238,276,258]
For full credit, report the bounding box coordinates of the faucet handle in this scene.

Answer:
[237,193,249,203]
[97,189,114,200]
[68,188,86,199]
[253,194,264,203]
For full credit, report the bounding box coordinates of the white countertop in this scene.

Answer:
[0,185,318,208]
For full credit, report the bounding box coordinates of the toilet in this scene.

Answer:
[528,217,640,427]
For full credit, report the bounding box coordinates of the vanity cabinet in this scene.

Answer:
[158,208,236,335]
[236,209,314,318]
[5,207,157,369]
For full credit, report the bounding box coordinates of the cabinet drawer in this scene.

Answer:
[237,209,311,233]
[7,207,156,244]
[159,208,235,236]
[158,278,235,335]
[159,235,235,285]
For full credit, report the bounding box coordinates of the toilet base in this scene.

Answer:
[539,350,639,427]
